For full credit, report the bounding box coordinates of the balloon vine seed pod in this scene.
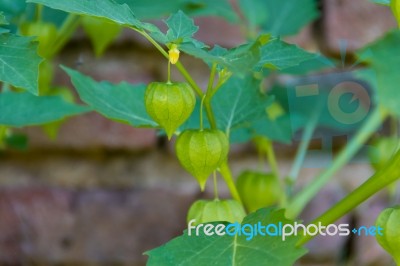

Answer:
[236,170,282,213]
[176,129,229,190]
[145,82,195,139]
[376,206,400,265]
[187,199,246,225]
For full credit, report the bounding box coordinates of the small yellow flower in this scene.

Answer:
[169,45,180,64]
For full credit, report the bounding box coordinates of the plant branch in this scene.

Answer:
[298,148,400,246]
[207,63,217,92]
[0,126,7,150]
[219,162,242,204]
[286,108,320,196]
[135,29,226,193]
[200,95,206,130]
[49,14,80,58]
[167,61,171,83]
[209,71,232,99]
[213,171,219,200]
[286,107,388,219]
[137,30,204,97]
[135,30,220,129]
[35,4,43,22]
[265,141,280,178]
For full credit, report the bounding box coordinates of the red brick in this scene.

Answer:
[0,188,195,264]
[23,113,157,150]
[323,0,397,53]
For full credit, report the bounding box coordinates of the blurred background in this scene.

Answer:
[0,0,399,265]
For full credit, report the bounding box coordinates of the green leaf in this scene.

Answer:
[151,10,206,48]
[370,0,391,6]
[179,44,252,75]
[180,35,266,74]
[4,133,28,150]
[239,0,319,36]
[0,13,8,34]
[27,0,150,30]
[0,13,8,25]
[252,115,293,144]
[0,92,90,127]
[281,55,335,75]
[0,28,9,34]
[354,68,379,97]
[118,0,238,22]
[0,34,42,95]
[257,39,316,70]
[357,30,400,117]
[63,67,157,127]
[145,208,307,266]
[285,82,371,132]
[212,75,273,135]
[238,0,269,28]
[184,0,238,22]
[116,0,179,19]
[180,100,210,132]
[82,16,122,57]
[40,7,69,27]
[179,36,316,74]
[166,10,198,42]
[230,87,294,144]
[0,0,26,17]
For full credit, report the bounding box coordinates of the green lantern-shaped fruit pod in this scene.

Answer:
[20,21,58,58]
[368,137,399,171]
[176,129,229,190]
[82,16,122,57]
[391,0,400,27]
[236,171,282,213]
[187,199,246,225]
[376,206,400,265]
[145,82,195,139]
[38,59,54,94]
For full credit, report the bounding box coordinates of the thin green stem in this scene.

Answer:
[209,72,232,99]
[219,162,242,204]
[139,30,169,57]
[175,62,204,97]
[286,107,388,219]
[257,148,265,172]
[287,109,320,196]
[1,83,11,92]
[167,61,171,83]
[263,141,287,207]
[203,63,218,130]
[49,14,80,58]
[134,29,219,129]
[265,141,280,178]
[133,28,228,196]
[137,30,204,97]
[391,116,398,137]
[297,148,400,246]
[204,100,217,130]
[0,126,7,149]
[35,4,43,22]
[200,95,206,130]
[213,171,219,200]
[207,63,217,92]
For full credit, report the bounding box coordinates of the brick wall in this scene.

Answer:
[0,1,398,265]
